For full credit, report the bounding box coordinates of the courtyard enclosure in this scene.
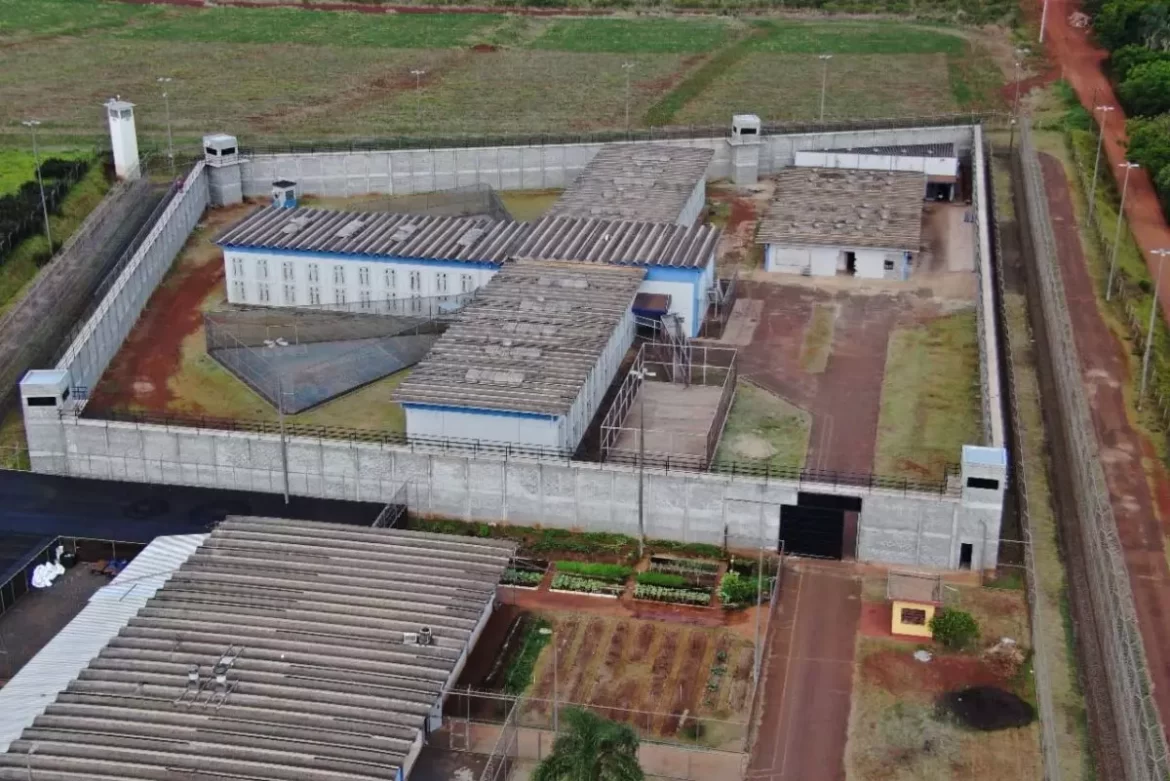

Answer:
[795,141,960,200]
[21,121,1007,571]
[757,168,924,279]
[0,517,516,780]
[394,260,644,452]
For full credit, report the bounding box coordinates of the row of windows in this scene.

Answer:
[232,281,456,311]
[229,258,475,293]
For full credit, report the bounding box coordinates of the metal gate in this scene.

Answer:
[778,506,844,559]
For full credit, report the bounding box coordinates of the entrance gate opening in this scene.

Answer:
[779,492,862,560]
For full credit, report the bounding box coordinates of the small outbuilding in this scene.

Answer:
[886,570,944,639]
[757,168,924,280]
[547,143,714,227]
[795,142,960,201]
[394,259,646,452]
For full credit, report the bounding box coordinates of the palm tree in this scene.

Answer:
[532,707,645,781]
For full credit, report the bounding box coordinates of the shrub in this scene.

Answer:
[1119,60,1170,117]
[719,570,765,607]
[501,568,543,586]
[930,608,980,649]
[554,561,632,582]
[636,571,688,588]
[503,618,551,695]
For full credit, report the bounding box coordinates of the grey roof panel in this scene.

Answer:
[756,167,925,251]
[821,142,956,158]
[513,216,719,270]
[394,259,645,416]
[0,517,515,781]
[547,144,713,224]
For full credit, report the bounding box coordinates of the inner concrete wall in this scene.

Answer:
[44,416,993,569]
[239,125,976,198]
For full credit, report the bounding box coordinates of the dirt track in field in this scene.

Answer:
[747,565,859,781]
[1038,0,1170,327]
[1041,152,1170,752]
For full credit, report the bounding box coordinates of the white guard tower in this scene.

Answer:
[727,114,762,186]
[105,98,140,180]
[204,133,243,206]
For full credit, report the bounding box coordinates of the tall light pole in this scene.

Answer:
[410,69,426,125]
[1107,161,1140,301]
[538,626,558,734]
[621,62,635,134]
[818,55,833,122]
[21,120,52,251]
[1087,104,1115,226]
[630,365,656,558]
[1140,248,1170,406]
[1039,0,1050,43]
[265,338,291,504]
[157,77,175,176]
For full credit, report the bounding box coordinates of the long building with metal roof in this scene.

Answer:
[0,517,515,781]
[546,144,713,226]
[394,259,645,452]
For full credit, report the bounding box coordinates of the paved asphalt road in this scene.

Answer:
[0,470,382,542]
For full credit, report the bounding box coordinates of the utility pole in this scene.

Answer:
[21,120,52,251]
[630,365,656,559]
[818,55,833,122]
[410,69,426,125]
[621,62,635,134]
[1140,248,1170,406]
[1107,162,1140,301]
[158,77,175,176]
[1087,104,1115,226]
[1039,0,1050,43]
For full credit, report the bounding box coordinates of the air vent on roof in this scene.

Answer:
[391,224,419,242]
[336,218,366,239]
[417,626,433,646]
[457,227,485,247]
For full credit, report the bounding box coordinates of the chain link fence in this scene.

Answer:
[1016,118,1169,781]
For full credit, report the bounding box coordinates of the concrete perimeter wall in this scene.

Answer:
[239,125,976,198]
[45,416,997,570]
[972,127,1006,449]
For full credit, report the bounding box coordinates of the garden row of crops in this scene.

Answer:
[634,583,713,606]
[550,573,625,597]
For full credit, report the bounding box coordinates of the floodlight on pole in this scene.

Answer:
[410,69,426,125]
[621,62,635,134]
[264,340,292,505]
[1106,161,1140,301]
[818,55,833,122]
[630,365,656,559]
[1087,105,1115,226]
[157,77,175,176]
[21,120,52,252]
[539,626,558,734]
[1140,248,1170,406]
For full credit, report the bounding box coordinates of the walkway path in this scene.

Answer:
[747,565,859,781]
[1039,0,1170,316]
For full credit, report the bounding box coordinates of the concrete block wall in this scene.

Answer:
[972,126,1006,449]
[238,126,976,198]
[51,417,995,566]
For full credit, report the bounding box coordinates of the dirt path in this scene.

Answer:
[1041,152,1170,746]
[1038,0,1170,325]
[748,565,859,781]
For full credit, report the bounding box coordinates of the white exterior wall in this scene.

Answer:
[405,407,563,448]
[640,277,698,334]
[794,150,958,179]
[765,243,907,280]
[677,180,706,227]
[223,248,497,308]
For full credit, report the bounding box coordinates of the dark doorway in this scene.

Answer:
[844,251,857,276]
[779,505,846,559]
[959,543,974,570]
[797,492,862,512]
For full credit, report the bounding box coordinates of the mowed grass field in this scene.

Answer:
[0,0,1005,144]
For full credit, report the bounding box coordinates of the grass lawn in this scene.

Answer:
[714,382,810,470]
[874,310,981,479]
[847,636,1040,781]
[799,302,836,374]
[0,148,88,196]
[0,408,28,470]
[499,189,562,221]
[0,160,109,318]
[0,0,1005,143]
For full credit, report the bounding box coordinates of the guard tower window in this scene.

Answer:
[205,147,219,156]
[221,147,236,156]
[26,396,57,407]
[966,477,1000,490]
[740,127,758,135]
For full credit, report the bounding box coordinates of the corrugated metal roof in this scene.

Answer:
[547,144,713,224]
[513,216,719,270]
[0,518,515,781]
[394,260,645,416]
[0,533,206,754]
[756,168,924,251]
[216,206,527,264]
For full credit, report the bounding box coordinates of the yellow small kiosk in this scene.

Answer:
[886,571,944,639]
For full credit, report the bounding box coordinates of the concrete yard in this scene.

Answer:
[611,382,725,460]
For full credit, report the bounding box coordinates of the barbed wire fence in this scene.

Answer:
[1017,118,1169,781]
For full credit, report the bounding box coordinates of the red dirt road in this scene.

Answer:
[1041,152,1170,744]
[1039,0,1170,323]
[748,566,860,781]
